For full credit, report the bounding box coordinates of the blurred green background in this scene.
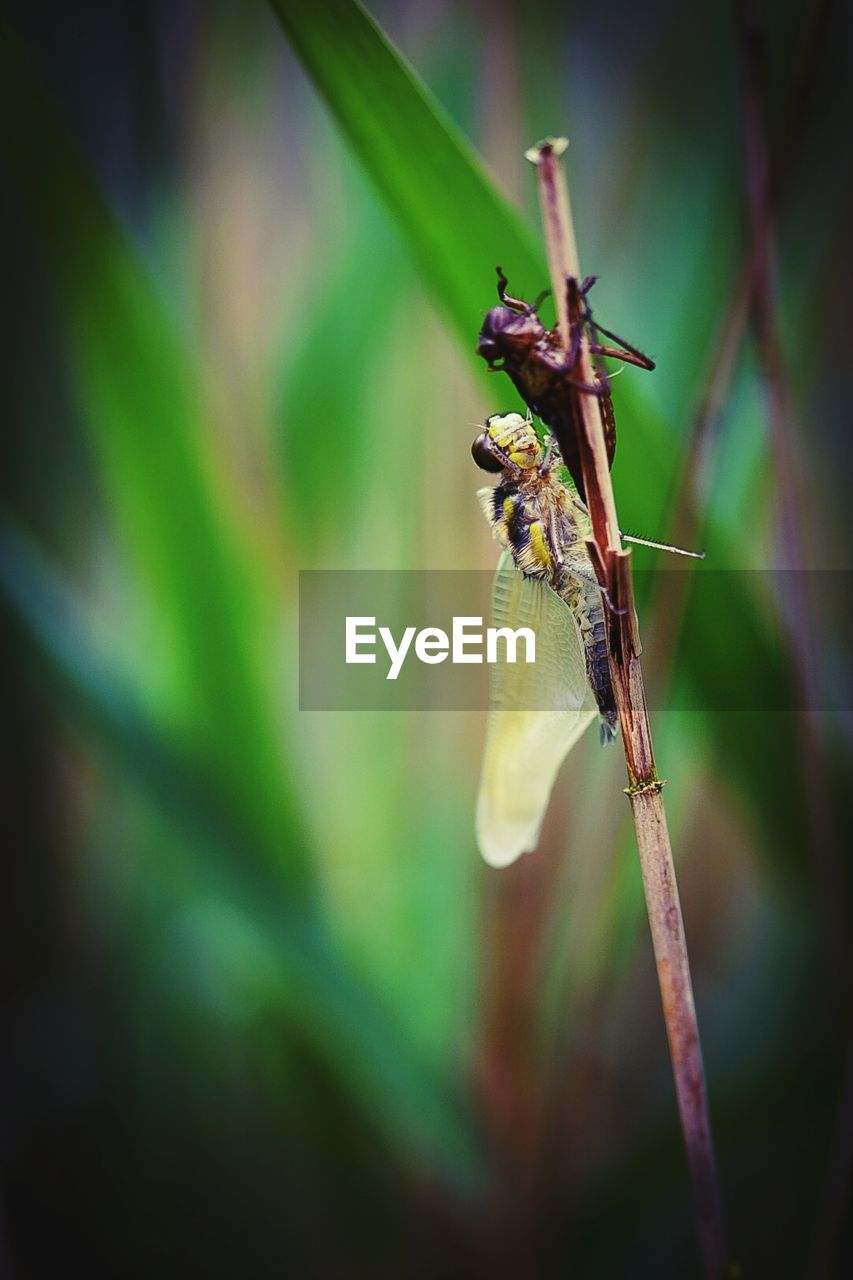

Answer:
[2,0,851,1275]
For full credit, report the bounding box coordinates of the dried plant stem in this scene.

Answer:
[526,139,727,1279]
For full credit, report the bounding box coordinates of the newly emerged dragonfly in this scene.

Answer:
[472,411,702,867]
[472,410,615,867]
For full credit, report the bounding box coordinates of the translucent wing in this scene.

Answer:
[476,552,598,867]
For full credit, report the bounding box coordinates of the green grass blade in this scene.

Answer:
[268,0,547,345]
[0,512,483,1184]
[0,32,305,879]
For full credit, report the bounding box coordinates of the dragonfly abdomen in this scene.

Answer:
[564,575,617,737]
[584,608,618,737]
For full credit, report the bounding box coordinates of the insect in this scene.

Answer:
[472,411,615,867]
[477,268,655,501]
[472,411,702,867]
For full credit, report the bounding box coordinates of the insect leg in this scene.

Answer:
[588,321,656,370]
[570,489,702,557]
[495,266,551,316]
[574,274,655,371]
[563,278,614,396]
[495,266,531,314]
[539,437,558,472]
[547,507,563,559]
[565,564,625,615]
[619,531,706,558]
[571,489,704,558]
[560,366,613,397]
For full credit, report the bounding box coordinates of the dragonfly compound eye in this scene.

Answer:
[472,432,504,472]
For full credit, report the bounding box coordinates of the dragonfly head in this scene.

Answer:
[472,412,543,473]
[477,306,543,367]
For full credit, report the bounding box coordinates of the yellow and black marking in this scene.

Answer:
[528,521,553,570]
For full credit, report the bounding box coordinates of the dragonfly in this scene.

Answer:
[477,268,655,502]
[472,410,702,867]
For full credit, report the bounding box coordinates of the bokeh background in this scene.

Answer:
[2,0,852,1275]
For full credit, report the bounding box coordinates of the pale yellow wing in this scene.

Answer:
[476,552,598,867]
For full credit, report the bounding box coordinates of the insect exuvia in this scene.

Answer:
[472,411,703,867]
[477,269,655,501]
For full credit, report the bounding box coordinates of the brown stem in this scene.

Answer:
[526,138,727,1279]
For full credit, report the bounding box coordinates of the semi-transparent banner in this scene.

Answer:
[298,569,850,712]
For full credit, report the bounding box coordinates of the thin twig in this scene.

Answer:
[525,138,728,1279]
[735,0,844,959]
[735,5,850,1276]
